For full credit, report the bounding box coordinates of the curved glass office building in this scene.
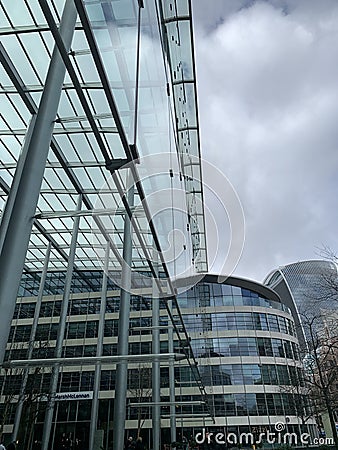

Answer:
[264,260,338,347]
[175,275,317,440]
[0,272,317,448]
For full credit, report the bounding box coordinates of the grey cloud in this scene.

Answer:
[193,0,338,281]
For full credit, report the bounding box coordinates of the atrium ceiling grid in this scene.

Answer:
[0,0,208,283]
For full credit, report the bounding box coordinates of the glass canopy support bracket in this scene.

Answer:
[34,207,137,220]
[41,194,82,450]
[0,0,77,365]
[105,158,130,172]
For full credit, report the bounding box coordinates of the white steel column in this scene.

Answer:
[41,195,82,450]
[113,179,134,450]
[12,242,52,441]
[0,0,77,364]
[152,255,161,450]
[89,241,110,450]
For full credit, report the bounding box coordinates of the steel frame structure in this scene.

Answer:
[0,0,212,448]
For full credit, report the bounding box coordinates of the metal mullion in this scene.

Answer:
[83,86,110,130]
[0,42,36,115]
[73,0,131,158]
[79,222,99,249]
[68,60,110,164]
[48,0,62,23]
[4,92,29,126]
[50,166,74,192]
[27,242,125,250]
[38,190,62,212]
[0,129,27,136]
[0,136,20,163]
[0,23,84,36]
[0,26,50,36]
[15,33,46,86]
[37,189,75,194]
[96,165,111,187]
[71,49,90,86]
[23,0,40,28]
[0,114,26,147]
[30,228,125,235]
[56,219,74,247]
[60,129,83,162]
[38,29,55,61]
[0,3,14,28]
[59,87,84,128]
[76,129,102,164]
[43,256,111,264]
[48,142,125,268]
[55,191,77,214]
[99,132,114,161]
[38,0,113,163]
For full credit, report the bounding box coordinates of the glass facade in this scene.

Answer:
[265,260,338,346]
[0,272,318,449]
[173,275,315,437]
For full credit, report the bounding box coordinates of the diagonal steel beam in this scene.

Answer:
[73,0,134,159]
[38,0,122,166]
[0,37,125,271]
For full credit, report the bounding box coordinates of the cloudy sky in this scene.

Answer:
[191,0,338,282]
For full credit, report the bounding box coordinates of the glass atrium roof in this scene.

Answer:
[0,0,207,290]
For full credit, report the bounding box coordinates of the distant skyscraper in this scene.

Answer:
[264,260,338,348]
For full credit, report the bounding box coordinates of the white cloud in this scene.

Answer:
[193,0,338,281]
